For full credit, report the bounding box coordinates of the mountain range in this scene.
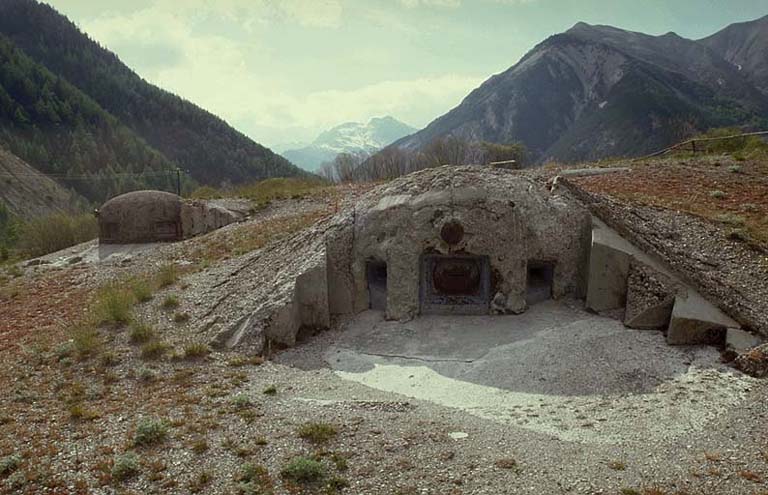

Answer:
[391,15,768,163]
[281,117,416,171]
[0,0,306,210]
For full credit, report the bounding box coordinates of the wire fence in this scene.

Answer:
[633,130,768,161]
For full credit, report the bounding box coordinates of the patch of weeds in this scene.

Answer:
[191,438,209,455]
[709,190,728,200]
[330,453,348,472]
[137,367,156,382]
[130,278,153,303]
[129,321,155,344]
[157,263,179,288]
[231,394,252,409]
[235,463,273,494]
[494,458,519,470]
[189,470,213,493]
[297,422,337,444]
[738,470,762,482]
[741,203,760,213]
[99,351,119,367]
[111,452,140,481]
[228,355,264,367]
[280,457,325,484]
[607,460,626,471]
[254,437,268,446]
[0,454,21,476]
[183,343,209,359]
[704,451,721,462]
[174,312,190,323]
[715,213,745,226]
[5,471,24,490]
[162,294,179,310]
[71,323,101,360]
[133,418,169,446]
[326,476,350,492]
[93,285,134,325]
[728,165,743,173]
[262,385,277,396]
[69,404,99,421]
[140,340,171,360]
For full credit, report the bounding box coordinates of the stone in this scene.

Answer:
[733,343,768,378]
[666,290,739,345]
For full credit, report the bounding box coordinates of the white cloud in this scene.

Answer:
[80,1,482,146]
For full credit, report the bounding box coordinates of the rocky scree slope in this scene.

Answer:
[0,146,82,218]
[390,18,768,164]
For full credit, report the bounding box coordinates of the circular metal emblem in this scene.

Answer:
[440,220,464,245]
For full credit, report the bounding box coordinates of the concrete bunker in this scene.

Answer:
[97,190,241,244]
[210,166,762,357]
[325,167,593,321]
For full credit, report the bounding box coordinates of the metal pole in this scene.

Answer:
[176,168,181,196]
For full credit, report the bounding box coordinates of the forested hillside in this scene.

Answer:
[0,0,306,203]
[0,35,178,202]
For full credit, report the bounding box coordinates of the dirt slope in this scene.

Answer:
[0,146,83,219]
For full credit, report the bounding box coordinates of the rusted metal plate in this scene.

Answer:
[432,258,481,296]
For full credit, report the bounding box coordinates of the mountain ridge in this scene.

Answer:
[283,116,416,171]
[388,16,768,164]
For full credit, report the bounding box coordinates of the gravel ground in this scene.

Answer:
[1,178,767,495]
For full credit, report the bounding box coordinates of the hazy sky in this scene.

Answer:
[45,0,768,148]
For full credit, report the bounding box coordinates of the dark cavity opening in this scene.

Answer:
[527,261,554,305]
[366,260,388,311]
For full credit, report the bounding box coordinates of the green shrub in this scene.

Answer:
[262,385,277,396]
[297,422,337,443]
[174,312,190,323]
[111,452,140,481]
[709,190,727,199]
[183,343,209,359]
[130,278,153,302]
[140,341,170,360]
[15,213,97,258]
[133,418,168,446]
[280,457,325,483]
[129,321,155,344]
[157,263,178,288]
[93,285,134,325]
[231,394,251,409]
[162,295,179,309]
[71,323,100,359]
[0,454,21,476]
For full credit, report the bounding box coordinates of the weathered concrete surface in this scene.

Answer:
[726,328,762,353]
[667,290,740,345]
[276,300,754,445]
[98,190,243,244]
[328,166,592,320]
[585,221,632,312]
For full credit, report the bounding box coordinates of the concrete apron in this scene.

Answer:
[326,301,755,445]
